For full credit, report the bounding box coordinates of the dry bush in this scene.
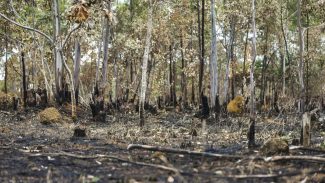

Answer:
[227,96,244,113]
[0,92,17,110]
[278,95,296,113]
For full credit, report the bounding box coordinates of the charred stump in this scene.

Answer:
[89,85,106,122]
[247,118,256,148]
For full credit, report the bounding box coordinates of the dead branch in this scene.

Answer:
[226,169,325,179]
[62,23,82,48]
[290,146,325,154]
[0,12,54,44]
[27,151,182,174]
[0,110,11,115]
[127,144,243,159]
[265,155,325,163]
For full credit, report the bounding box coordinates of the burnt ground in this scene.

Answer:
[0,108,325,183]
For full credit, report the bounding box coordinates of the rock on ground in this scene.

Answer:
[39,107,62,124]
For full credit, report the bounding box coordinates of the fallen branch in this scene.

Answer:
[265,155,325,163]
[220,169,325,179]
[0,110,11,115]
[290,146,325,154]
[127,144,243,159]
[27,151,182,174]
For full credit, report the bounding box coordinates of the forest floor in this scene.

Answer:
[0,107,325,183]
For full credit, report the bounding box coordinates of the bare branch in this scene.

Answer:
[62,23,82,48]
[127,144,243,159]
[26,151,181,174]
[9,0,25,22]
[0,12,54,44]
[305,22,325,31]
[265,155,325,163]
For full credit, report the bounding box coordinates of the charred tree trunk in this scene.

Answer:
[21,52,27,108]
[180,34,187,109]
[4,26,8,94]
[73,39,81,105]
[198,0,205,101]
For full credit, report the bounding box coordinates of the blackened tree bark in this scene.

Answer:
[198,0,205,101]
[4,26,8,94]
[21,51,27,108]
[73,38,81,105]
[180,34,187,108]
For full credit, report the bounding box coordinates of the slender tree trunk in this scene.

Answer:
[4,26,8,94]
[260,26,269,108]
[169,45,173,105]
[190,21,195,105]
[248,0,257,148]
[53,0,63,104]
[230,17,237,100]
[241,26,249,95]
[297,0,305,113]
[39,40,52,101]
[112,56,118,103]
[280,3,288,96]
[209,0,219,112]
[180,34,187,108]
[139,0,153,127]
[95,18,104,85]
[198,0,205,99]
[197,0,202,102]
[306,12,309,106]
[224,16,236,104]
[21,52,27,108]
[101,2,111,88]
[172,50,177,107]
[73,38,81,105]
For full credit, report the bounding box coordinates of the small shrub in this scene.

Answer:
[227,96,244,113]
[0,92,18,110]
[39,107,62,124]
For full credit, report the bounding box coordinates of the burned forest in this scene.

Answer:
[0,0,325,182]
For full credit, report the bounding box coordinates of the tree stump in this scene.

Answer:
[301,112,311,146]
